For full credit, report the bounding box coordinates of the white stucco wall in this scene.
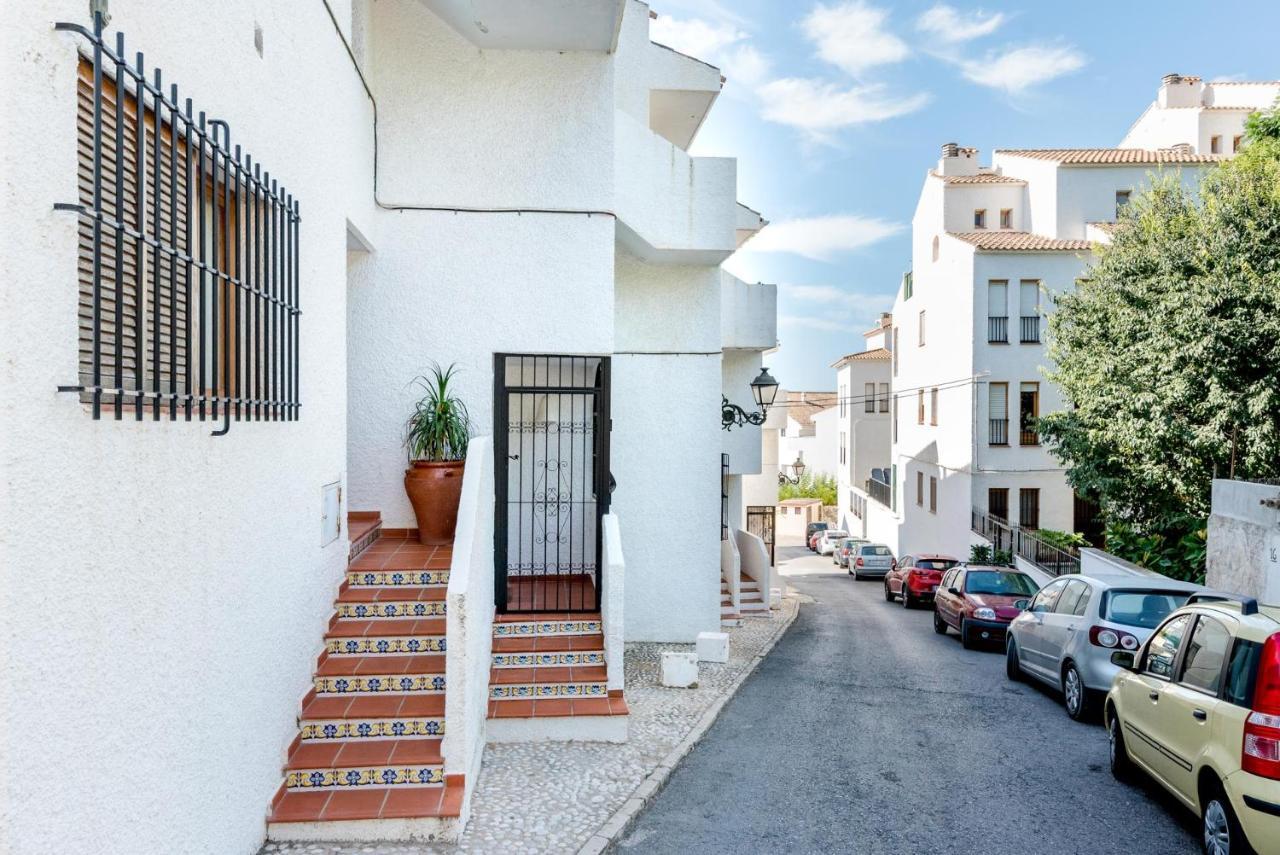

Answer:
[1208,479,1280,602]
[601,513,626,691]
[722,349,764,475]
[1,2,372,854]
[443,437,494,822]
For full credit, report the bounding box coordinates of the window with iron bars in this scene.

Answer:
[58,19,300,431]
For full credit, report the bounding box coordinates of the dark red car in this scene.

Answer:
[883,553,959,608]
[932,565,1039,649]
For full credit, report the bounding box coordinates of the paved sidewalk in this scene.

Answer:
[261,596,799,855]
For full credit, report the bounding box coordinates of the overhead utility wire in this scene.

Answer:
[320,0,615,218]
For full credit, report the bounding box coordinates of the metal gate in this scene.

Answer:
[747,505,776,566]
[494,354,611,613]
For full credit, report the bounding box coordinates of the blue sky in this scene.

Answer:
[650,0,1280,390]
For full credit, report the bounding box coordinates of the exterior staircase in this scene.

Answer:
[739,578,769,614]
[720,581,741,625]
[267,525,463,842]
[487,610,628,742]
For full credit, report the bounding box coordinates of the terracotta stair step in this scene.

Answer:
[487,695,629,719]
[489,665,607,685]
[491,634,603,653]
[339,585,447,603]
[327,618,446,638]
[317,655,444,677]
[302,693,446,721]
[270,779,463,824]
[287,738,443,770]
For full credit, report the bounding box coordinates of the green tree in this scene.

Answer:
[778,472,838,506]
[1039,107,1280,580]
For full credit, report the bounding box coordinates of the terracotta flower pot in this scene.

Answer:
[404,460,465,545]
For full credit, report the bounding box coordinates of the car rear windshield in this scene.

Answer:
[860,545,891,556]
[915,559,957,571]
[810,523,828,531]
[965,571,1038,596]
[1102,590,1190,629]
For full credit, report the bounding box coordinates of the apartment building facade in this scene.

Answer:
[1,1,776,852]
[833,314,891,536]
[864,74,1280,560]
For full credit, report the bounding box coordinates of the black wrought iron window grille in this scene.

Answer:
[55,16,301,434]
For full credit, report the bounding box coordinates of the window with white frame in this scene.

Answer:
[864,382,875,413]
[878,383,889,413]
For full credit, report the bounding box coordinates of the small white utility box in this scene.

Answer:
[661,651,699,688]
[770,587,783,609]
[696,631,729,663]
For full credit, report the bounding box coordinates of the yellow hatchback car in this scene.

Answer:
[1105,593,1280,855]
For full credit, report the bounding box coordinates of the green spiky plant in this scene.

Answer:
[404,363,472,462]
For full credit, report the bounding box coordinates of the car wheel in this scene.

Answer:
[960,619,977,650]
[1005,639,1022,682]
[1202,782,1253,855]
[883,581,894,602]
[1107,711,1135,783]
[933,610,948,635]
[902,588,914,609]
[1063,663,1093,722]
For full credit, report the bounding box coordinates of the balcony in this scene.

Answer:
[989,418,1009,446]
[614,110,738,264]
[721,273,777,351]
[866,476,892,508]
[1019,422,1040,446]
[1020,316,1041,343]
[987,316,1008,343]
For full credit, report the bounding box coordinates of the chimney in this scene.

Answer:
[1159,73,1203,109]
[937,142,978,177]
[1162,73,1182,85]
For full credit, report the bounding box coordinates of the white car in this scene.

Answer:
[817,531,849,556]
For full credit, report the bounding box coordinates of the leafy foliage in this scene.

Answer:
[404,363,472,462]
[1035,529,1089,551]
[968,544,1013,567]
[778,471,838,506]
[1039,105,1280,580]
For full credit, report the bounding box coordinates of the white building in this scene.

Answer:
[776,390,838,479]
[833,314,892,537]
[0,1,776,852]
[865,74,1280,564]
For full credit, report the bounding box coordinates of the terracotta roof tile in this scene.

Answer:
[929,171,1026,185]
[995,148,1224,165]
[832,347,891,368]
[948,231,1093,252]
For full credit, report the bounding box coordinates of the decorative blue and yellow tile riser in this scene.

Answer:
[491,651,604,668]
[326,636,446,655]
[300,717,446,740]
[346,570,449,586]
[286,765,445,790]
[490,682,608,699]
[492,620,602,637]
[314,674,446,694]
[335,601,447,619]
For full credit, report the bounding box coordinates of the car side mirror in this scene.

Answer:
[948,587,961,596]
[1014,599,1030,611]
[1111,651,1137,671]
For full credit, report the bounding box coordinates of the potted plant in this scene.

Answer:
[403,363,472,545]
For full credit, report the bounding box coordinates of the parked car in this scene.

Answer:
[933,565,1039,649]
[816,530,849,556]
[884,554,960,608]
[1006,572,1198,720]
[849,543,895,581]
[1105,593,1280,855]
[805,522,828,550]
[834,537,870,568]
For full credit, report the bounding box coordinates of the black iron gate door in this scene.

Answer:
[494,354,611,613]
[747,505,776,566]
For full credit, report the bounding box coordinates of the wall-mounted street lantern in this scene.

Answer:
[721,368,780,431]
[778,454,806,485]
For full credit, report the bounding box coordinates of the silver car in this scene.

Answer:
[1005,570,1200,720]
[849,543,895,580]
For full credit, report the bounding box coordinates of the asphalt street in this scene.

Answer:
[618,545,1200,855]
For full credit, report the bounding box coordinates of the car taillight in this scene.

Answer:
[1089,626,1140,650]
[1242,633,1280,779]
[855,557,864,567]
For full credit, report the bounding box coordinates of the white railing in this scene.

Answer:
[721,533,741,615]
[601,514,626,693]
[442,436,494,822]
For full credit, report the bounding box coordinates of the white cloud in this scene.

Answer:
[757,78,930,139]
[802,1,910,76]
[649,15,746,59]
[959,44,1086,93]
[724,44,772,89]
[779,283,894,311]
[746,214,905,261]
[916,4,1005,43]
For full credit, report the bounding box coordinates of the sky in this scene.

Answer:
[649,0,1280,391]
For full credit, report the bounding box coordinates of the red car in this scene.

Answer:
[932,565,1039,649]
[883,553,959,608]
[808,530,826,551]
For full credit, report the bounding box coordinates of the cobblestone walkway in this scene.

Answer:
[260,596,798,855]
